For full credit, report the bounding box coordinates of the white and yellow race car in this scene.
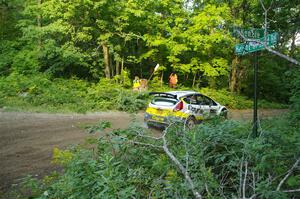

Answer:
[144,91,228,129]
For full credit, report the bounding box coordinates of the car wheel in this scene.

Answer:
[220,109,228,119]
[145,122,152,129]
[185,116,196,130]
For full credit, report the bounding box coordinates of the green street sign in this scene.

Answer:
[235,32,278,55]
[231,27,265,39]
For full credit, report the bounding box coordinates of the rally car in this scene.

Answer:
[144,91,228,129]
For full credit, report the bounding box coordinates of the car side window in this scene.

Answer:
[211,99,217,106]
[183,96,190,104]
[196,95,213,105]
[203,96,211,105]
[183,94,217,106]
[190,95,198,104]
[196,95,206,105]
[183,95,198,105]
[201,96,217,106]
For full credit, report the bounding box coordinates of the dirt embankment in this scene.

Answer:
[0,109,288,196]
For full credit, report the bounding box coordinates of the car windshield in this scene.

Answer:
[151,97,178,106]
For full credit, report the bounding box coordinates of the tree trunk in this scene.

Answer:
[185,73,189,81]
[229,56,239,92]
[192,72,196,88]
[102,43,110,78]
[208,77,216,89]
[197,74,201,89]
[116,60,120,76]
[37,0,42,49]
[290,34,296,57]
[160,71,164,87]
[110,53,114,77]
[121,57,124,83]
[237,64,247,94]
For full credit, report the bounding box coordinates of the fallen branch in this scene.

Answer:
[162,125,202,199]
[239,159,244,198]
[132,123,202,198]
[130,141,163,149]
[282,188,300,193]
[276,158,300,191]
[242,161,248,199]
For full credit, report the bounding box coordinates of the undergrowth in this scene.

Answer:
[0,73,148,113]
[0,73,287,113]
[8,115,300,198]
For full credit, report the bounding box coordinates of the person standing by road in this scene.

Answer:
[169,72,178,88]
[133,76,141,91]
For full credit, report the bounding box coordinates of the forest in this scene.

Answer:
[1,0,300,198]
[0,0,299,112]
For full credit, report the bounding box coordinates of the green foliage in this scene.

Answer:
[116,91,148,113]
[85,121,112,134]
[239,54,291,104]
[290,68,300,123]
[200,87,287,109]
[113,69,132,88]
[0,73,286,113]
[0,40,18,75]
[16,115,300,198]
[1,0,298,104]
[199,87,253,109]
[0,73,149,113]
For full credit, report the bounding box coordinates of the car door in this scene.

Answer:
[204,96,219,118]
[184,94,201,115]
[197,95,211,119]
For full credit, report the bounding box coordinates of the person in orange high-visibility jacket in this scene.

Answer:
[169,72,178,88]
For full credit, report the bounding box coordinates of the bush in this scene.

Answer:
[116,91,148,113]
[0,73,148,113]
[0,73,286,113]
[16,116,300,199]
[290,69,300,123]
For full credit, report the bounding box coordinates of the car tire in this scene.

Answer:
[220,109,228,119]
[185,116,196,130]
[145,122,152,129]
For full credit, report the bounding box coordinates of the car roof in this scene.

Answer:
[166,91,198,98]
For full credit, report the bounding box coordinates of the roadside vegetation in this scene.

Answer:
[8,114,300,199]
[0,72,287,113]
[1,0,300,198]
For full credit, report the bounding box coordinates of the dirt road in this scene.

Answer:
[0,109,287,195]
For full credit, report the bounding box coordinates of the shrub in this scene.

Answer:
[116,91,148,113]
[290,69,300,123]
[0,73,286,112]
[16,116,300,199]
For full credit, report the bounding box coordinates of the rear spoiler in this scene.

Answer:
[149,92,177,99]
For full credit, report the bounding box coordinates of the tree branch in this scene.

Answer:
[162,125,202,199]
[252,172,256,194]
[265,46,300,65]
[276,158,300,191]
[243,161,248,199]
[282,188,300,193]
[133,124,202,198]
[129,140,163,149]
[239,159,244,198]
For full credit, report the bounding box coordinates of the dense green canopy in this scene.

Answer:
[0,0,299,102]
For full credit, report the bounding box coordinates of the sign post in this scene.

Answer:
[233,29,278,137]
[253,52,258,137]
